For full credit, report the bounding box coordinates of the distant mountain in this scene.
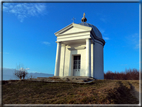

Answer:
[1,68,54,80]
[26,73,54,79]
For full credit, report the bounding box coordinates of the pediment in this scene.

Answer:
[55,23,92,36]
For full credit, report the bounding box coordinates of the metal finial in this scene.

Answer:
[81,13,87,22]
[72,17,76,23]
[83,13,85,17]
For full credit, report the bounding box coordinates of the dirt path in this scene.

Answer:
[129,82,140,102]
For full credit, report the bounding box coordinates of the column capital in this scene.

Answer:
[61,44,67,46]
[86,38,91,40]
[56,41,62,43]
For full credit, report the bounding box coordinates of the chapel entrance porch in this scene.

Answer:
[55,39,91,77]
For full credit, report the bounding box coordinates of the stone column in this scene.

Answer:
[68,50,72,76]
[86,39,91,77]
[63,44,66,76]
[54,42,61,76]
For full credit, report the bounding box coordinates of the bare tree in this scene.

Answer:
[22,70,28,79]
[26,74,36,80]
[14,70,23,80]
[14,64,29,80]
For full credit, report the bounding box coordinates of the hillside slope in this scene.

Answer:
[2,80,139,104]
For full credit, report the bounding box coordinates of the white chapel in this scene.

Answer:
[54,13,105,79]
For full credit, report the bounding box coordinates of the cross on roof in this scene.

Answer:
[72,17,76,23]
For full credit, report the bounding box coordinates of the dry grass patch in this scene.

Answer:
[2,80,139,104]
[127,80,140,91]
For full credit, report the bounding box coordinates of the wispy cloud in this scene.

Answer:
[3,3,46,22]
[103,37,110,40]
[96,12,108,23]
[100,18,107,23]
[23,68,30,70]
[42,41,50,45]
[99,28,105,34]
[126,33,139,49]
[99,28,110,40]
[121,64,128,66]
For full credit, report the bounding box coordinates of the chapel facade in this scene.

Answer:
[54,13,105,79]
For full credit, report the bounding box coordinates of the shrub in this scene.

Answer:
[104,68,139,80]
[14,70,28,80]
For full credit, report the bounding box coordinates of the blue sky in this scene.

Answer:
[2,2,139,74]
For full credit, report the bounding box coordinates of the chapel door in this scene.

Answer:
[73,55,81,76]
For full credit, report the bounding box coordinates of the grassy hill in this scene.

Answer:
[2,80,140,104]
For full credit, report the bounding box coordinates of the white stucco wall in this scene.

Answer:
[94,40,104,79]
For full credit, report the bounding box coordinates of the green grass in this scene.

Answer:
[2,80,139,104]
